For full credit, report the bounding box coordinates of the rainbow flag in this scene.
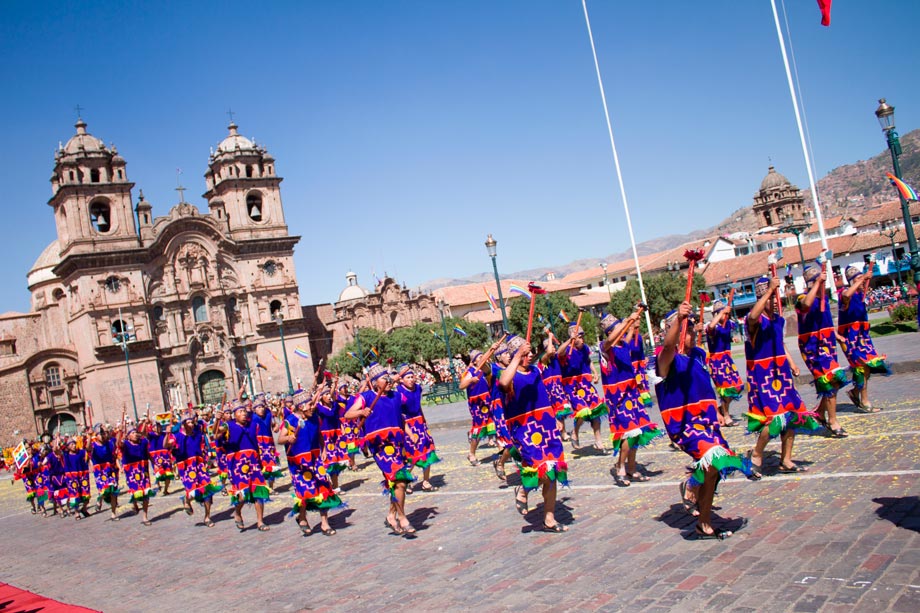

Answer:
[887,172,919,201]
[453,325,467,337]
[509,284,531,299]
[369,346,379,359]
[267,351,282,364]
[347,351,359,360]
[558,310,570,323]
[294,347,310,359]
[256,362,268,370]
[483,286,497,312]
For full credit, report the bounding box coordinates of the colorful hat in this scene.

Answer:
[664,309,679,327]
[366,362,389,382]
[803,266,821,285]
[251,394,267,409]
[292,389,310,407]
[494,341,510,358]
[568,321,584,339]
[845,265,862,283]
[507,335,528,355]
[398,363,414,377]
[711,300,727,314]
[754,276,771,297]
[542,336,555,351]
[230,398,248,412]
[469,349,483,363]
[599,313,619,335]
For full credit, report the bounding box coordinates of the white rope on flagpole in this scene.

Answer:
[769,0,836,293]
[581,0,656,345]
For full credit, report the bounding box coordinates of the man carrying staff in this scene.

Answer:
[705,300,745,427]
[796,265,849,438]
[168,411,222,527]
[745,276,822,478]
[558,320,608,451]
[656,302,749,539]
[458,346,499,467]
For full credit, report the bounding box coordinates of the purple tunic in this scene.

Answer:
[121,438,156,500]
[705,320,744,400]
[837,290,889,389]
[464,366,496,439]
[399,384,439,469]
[559,344,606,420]
[796,293,847,396]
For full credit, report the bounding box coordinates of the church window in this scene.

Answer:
[247,192,263,222]
[90,200,112,233]
[44,364,62,388]
[111,319,132,342]
[246,164,253,178]
[117,169,123,179]
[68,171,75,181]
[262,260,277,276]
[104,276,121,293]
[0,339,16,356]
[192,296,208,322]
[90,168,100,183]
[269,299,282,318]
[153,305,165,321]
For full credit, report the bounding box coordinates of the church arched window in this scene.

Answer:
[246,192,263,222]
[192,296,208,322]
[269,299,282,319]
[90,200,112,233]
[44,364,62,388]
[90,168,100,183]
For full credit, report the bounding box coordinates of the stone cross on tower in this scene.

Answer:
[226,108,235,123]
[176,184,187,203]
[74,104,84,119]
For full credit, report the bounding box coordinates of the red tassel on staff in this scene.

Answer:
[677,249,705,353]
[525,282,546,343]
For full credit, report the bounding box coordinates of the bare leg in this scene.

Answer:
[320,509,331,532]
[696,466,720,535]
[591,418,603,449]
[824,394,841,431]
[255,501,266,528]
[625,447,639,475]
[203,500,212,524]
[779,429,796,469]
[556,418,569,441]
[141,498,149,523]
[615,439,631,485]
[393,482,415,533]
[467,436,479,463]
[861,369,871,406]
[541,479,564,530]
[750,427,771,470]
[422,465,432,489]
[572,418,583,447]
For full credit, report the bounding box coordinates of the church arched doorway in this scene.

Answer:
[198,370,226,406]
[47,413,78,437]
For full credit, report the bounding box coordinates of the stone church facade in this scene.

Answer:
[0,119,313,444]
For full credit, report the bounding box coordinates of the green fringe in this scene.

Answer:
[26,492,35,501]
[131,488,157,501]
[471,422,497,440]
[574,402,608,421]
[414,450,441,469]
[154,472,175,483]
[262,468,285,480]
[690,453,746,485]
[36,492,48,505]
[520,466,568,492]
[193,483,223,503]
[747,412,823,438]
[610,427,663,456]
[96,485,119,503]
[392,467,414,483]
[235,485,271,505]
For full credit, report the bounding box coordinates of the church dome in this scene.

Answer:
[338,271,369,302]
[216,122,256,153]
[27,240,61,288]
[62,119,106,155]
[760,166,791,191]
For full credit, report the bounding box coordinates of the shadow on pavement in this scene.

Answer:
[339,478,367,492]
[406,506,439,532]
[872,496,920,533]
[149,507,184,524]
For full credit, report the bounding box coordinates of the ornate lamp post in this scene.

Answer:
[875,98,920,284]
[484,234,509,331]
[239,334,256,398]
[781,212,811,269]
[600,261,612,299]
[877,220,904,288]
[274,311,294,394]
[436,298,458,385]
[112,307,139,422]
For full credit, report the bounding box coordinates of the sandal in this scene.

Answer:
[513,486,528,516]
[629,472,650,483]
[847,388,862,408]
[492,459,507,481]
[257,524,270,532]
[614,471,631,487]
[778,463,808,474]
[384,518,403,535]
[184,504,194,516]
[142,519,152,526]
[204,519,215,528]
[541,522,568,533]
[570,433,580,450]
[746,451,763,481]
[110,514,120,521]
[694,525,734,540]
[679,481,699,516]
[828,426,848,439]
[234,519,245,531]
[854,404,882,414]
[298,520,311,536]
[321,526,337,536]
[467,455,480,467]
[400,522,417,536]
[420,482,440,492]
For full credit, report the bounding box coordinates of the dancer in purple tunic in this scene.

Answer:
[499,336,569,533]
[216,401,271,532]
[147,421,176,494]
[251,395,283,486]
[90,427,120,520]
[63,438,91,518]
[746,276,822,478]
[45,445,69,517]
[657,301,749,539]
[796,265,849,437]
[316,387,349,492]
[598,310,663,487]
[168,413,222,526]
[705,300,744,427]
[344,362,416,536]
[458,346,498,466]
[397,365,440,492]
[539,333,572,441]
[118,425,156,525]
[838,265,890,413]
[558,322,607,450]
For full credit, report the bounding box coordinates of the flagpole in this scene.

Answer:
[581,0,655,345]
[769,0,835,294]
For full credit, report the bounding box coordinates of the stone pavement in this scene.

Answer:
[1,372,919,612]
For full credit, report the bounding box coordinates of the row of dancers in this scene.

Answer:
[11,261,888,538]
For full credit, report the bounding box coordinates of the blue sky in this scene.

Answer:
[2,1,919,313]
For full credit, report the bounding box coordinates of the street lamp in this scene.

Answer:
[112,307,139,422]
[484,234,509,332]
[600,261,612,299]
[436,299,458,385]
[877,220,904,288]
[273,310,294,394]
[239,334,256,398]
[781,212,811,269]
[875,98,920,284]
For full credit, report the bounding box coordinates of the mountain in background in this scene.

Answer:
[420,129,919,292]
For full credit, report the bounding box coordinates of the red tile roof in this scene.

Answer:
[433,279,581,309]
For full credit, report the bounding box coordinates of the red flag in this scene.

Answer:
[817,0,832,26]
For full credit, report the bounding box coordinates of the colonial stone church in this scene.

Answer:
[0,119,313,444]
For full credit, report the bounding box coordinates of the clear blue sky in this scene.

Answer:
[2,1,918,313]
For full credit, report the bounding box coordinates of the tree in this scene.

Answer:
[607,272,707,334]
[507,292,598,351]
